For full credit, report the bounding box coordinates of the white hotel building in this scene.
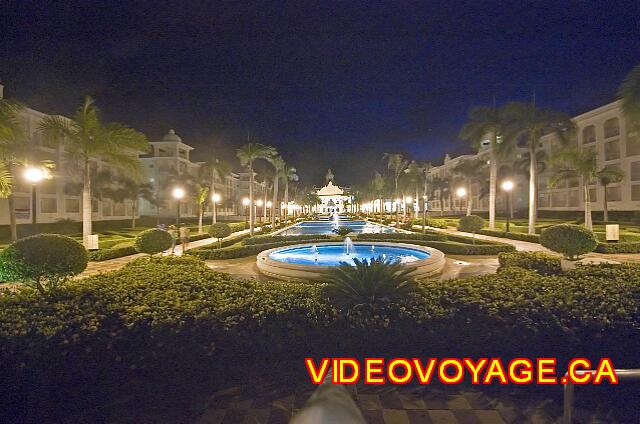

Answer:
[428,100,640,217]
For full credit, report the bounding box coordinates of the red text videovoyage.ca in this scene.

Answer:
[305,357,618,385]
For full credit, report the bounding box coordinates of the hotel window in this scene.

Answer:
[604,139,620,161]
[113,202,125,216]
[582,125,596,144]
[630,161,640,182]
[582,144,596,157]
[102,200,112,216]
[606,186,622,202]
[568,190,579,207]
[632,185,640,201]
[40,198,57,213]
[551,191,567,207]
[92,199,99,213]
[65,198,80,213]
[627,131,640,156]
[538,192,549,207]
[589,188,597,202]
[604,118,620,138]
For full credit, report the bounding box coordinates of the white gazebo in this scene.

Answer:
[314,180,352,214]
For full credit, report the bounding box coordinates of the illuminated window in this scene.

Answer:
[604,140,620,161]
[40,198,57,213]
[627,131,640,156]
[630,161,640,182]
[606,186,622,202]
[604,118,620,138]
[632,185,640,201]
[582,125,596,144]
[65,198,80,213]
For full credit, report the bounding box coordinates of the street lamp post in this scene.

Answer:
[242,197,250,227]
[422,195,428,234]
[501,180,514,232]
[24,166,45,225]
[211,193,221,224]
[172,187,185,226]
[456,187,467,216]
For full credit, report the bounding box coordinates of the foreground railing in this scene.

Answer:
[563,368,640,424]
[291,368,365,424]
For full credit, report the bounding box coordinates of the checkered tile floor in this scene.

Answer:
[195,384,564,424]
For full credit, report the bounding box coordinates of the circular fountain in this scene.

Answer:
[256,237,445,281]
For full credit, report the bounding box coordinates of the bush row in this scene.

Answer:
[88,244,138,261]
[498,251,562,275]
[188,239,330,260]
[1,257,638,421]
[356,232,448,242]
[242,234,333,245]
[478,228,541,243]
[595,241,640,253]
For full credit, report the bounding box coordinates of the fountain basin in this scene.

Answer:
[256,241,445,281]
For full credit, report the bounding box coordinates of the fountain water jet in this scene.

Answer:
[344,237,354,255]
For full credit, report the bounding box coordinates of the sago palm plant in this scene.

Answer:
[324,257,419,311]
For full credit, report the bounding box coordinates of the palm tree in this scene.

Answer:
[452,159,486,216]
[383,153,409,225]
[549,147,598,230]
[236,142,277,235]
[619,63,640,131]
[39,96,149,245]
[460,105,509,230]
[200,156,231,224]
[195,184,209,233]
[268,155,285,228]
[0,99,26,241]
[596,165,625,222]
[282,163,298,220]
[502,101,573,234]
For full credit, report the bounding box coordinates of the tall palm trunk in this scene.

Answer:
[602,184,609,222]
[488,143,497,229]
[7,164,17,241]
[283,181,289,220]
[402,192,406,221]
[8,193,17,241]
[198,203,204,233]
[132,200,137,228]
[249,162,254,235]
[210,171,217,225]
[583,184,593,230]
[394,177,399,224]
[528,144,537,234]
[466,180,472,216]
[82,161,92,246]
[272,175,279,228]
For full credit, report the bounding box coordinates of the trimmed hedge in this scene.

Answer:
[356,232,447,242]
[88,244,138,261]
[478,229,541,243]
[540,224,598,259]
[188,239,331,260]
[242,234,333,245]
[0,257,638,422]
[422,240,515,255]
[498,251,562,275]
[595,241,640,253]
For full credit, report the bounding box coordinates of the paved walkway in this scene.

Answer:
[195,382,570,424]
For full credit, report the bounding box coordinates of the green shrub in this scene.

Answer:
[337,226,352,236]
[424,240,515,255]
[0,234,88,292]
[88,244,137,261]
[324,258,418,310]
[498,251,562,275]
[209,223,232,247]
[595,241,640,253]
[458,215,485,242]
[540,224,598,259]
[0,257,638,421]
[134,228,174,255]
[188,239,330,260]
[478,229,541,243]
[356,232,447,242]
[243,234,333,245]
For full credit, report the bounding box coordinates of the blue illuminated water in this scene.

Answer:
[278,220,395,235]
[268,244,430,266]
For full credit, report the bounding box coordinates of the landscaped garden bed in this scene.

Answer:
[0,255,638,422]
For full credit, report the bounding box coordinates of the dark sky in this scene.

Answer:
[2,1,639,186]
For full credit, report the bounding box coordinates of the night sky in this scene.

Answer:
[2,1,639,185]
